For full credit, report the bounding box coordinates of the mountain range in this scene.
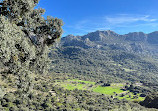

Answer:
[61,30,158,55]
[50,30,158,90]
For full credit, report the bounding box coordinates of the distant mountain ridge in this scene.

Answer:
[63,30,158,43]
[61,30,158,55]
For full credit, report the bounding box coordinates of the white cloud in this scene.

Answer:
[63,14,158,36]
[105,14,157,24]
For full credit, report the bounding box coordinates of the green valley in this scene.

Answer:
[54,79,146,102]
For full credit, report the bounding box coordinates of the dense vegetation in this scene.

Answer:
[0,73,157,111]
[140,93,158,109]
[50,46,158,91]
[0,0,158,110]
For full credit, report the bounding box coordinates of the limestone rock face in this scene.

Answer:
[61,30,158,55]
[147,31,158,44]
[124,32,147,42]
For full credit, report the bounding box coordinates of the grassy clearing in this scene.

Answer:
[93,86,124,95]
[60,83,86,90]
[55,79,92,90]
[55,79,145,102]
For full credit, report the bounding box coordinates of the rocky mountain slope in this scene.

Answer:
[50,30,158,90]
[61,30,158,55]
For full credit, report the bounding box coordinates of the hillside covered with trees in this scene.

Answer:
[0,0,158,111]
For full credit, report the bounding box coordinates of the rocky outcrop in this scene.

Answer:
[147,31,158,44]
[124,32,147,42]
[61,30,158,55]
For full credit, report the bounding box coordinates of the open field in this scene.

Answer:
[55,79,146,102]
[93,85,124,95]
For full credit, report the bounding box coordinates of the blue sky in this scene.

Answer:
[37,0,158,36]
